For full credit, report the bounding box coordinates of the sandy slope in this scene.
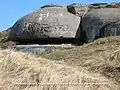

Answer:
[0,36,120,90]
[0,52,118,89]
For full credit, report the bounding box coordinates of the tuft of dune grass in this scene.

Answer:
[0,28,16,49]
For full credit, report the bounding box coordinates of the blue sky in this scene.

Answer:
[0,0,120,31]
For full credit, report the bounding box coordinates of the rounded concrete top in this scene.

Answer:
[9,6,80,41]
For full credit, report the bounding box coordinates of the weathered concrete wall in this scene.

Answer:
[100,21,120,37]
[15,44,74,55]
[67,4,92,17]
[82,8,120,42]
[8,3,120,47]
[9,6,80,41]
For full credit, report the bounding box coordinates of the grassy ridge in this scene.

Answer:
[0,49,119,90]
[0,36,119,89]
[41,36,120,84]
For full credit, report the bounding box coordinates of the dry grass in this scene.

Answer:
[42,36,120,84]
[0,28,16,49]
[0,49,119,90]
[0,36,120,89]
